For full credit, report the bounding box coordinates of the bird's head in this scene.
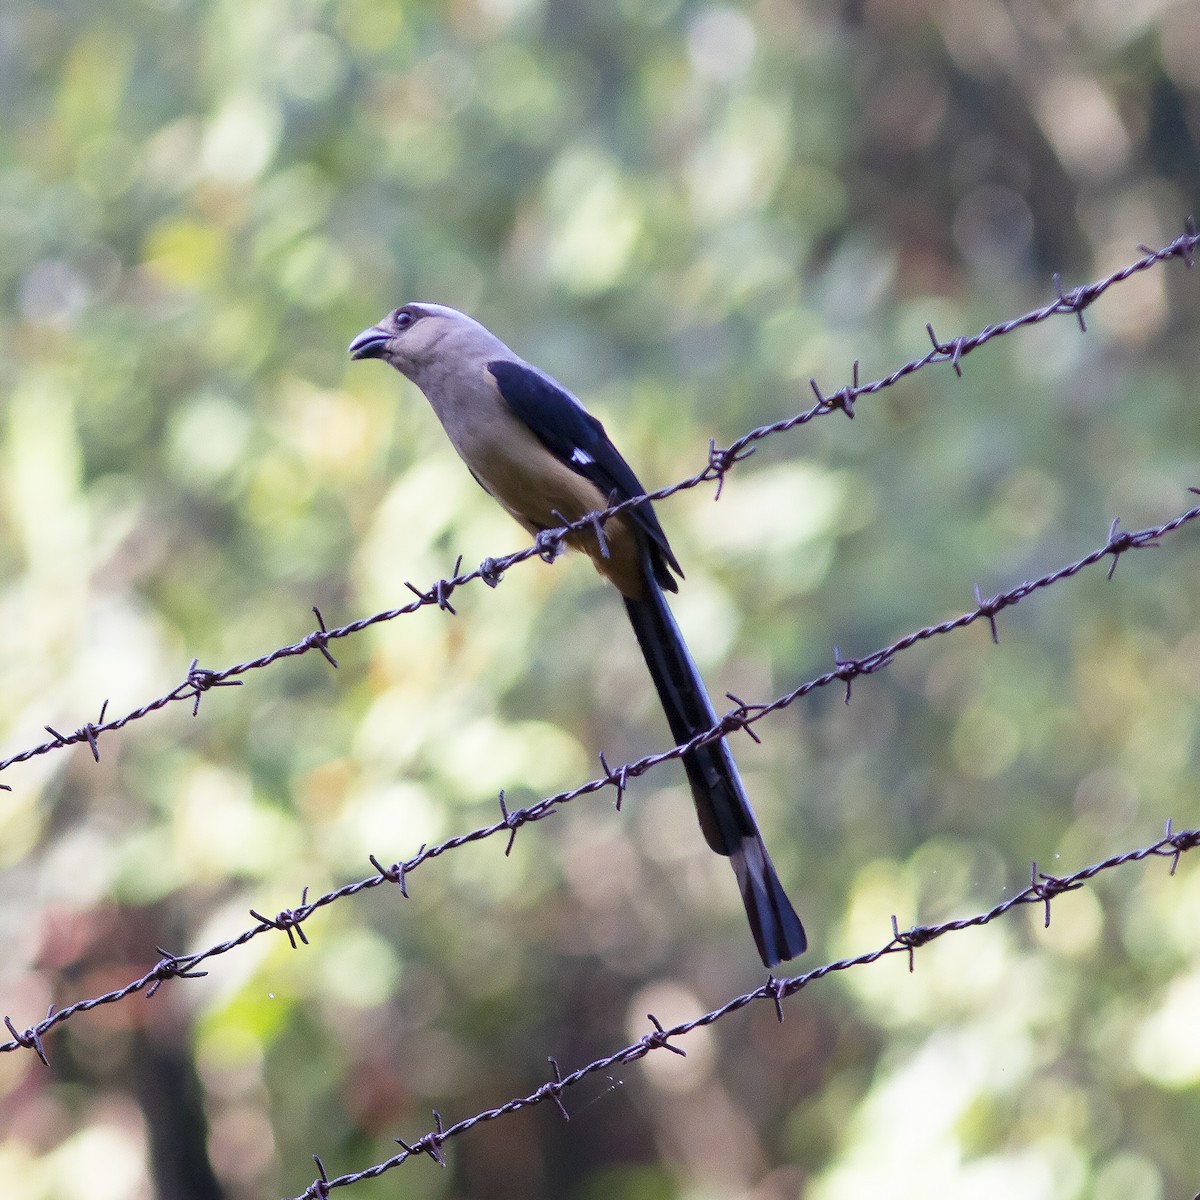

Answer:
[348,303,504,382]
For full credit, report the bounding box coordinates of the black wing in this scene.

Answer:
[488,358,682,588]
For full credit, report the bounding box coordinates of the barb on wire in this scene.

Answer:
[285,818,1200,1198]
[249,887,314,950]
[1,225,1197,785]
[145,946,208,998]
[3,500,1197,1059]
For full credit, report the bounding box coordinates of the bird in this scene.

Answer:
[349,303,806,967]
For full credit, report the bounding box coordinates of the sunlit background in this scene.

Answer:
[2,1,1200,1197]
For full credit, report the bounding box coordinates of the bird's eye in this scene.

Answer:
[392,308,415,331]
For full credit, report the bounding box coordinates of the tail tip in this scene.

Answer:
[758,915,807,968]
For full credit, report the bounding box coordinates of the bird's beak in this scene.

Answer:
[348,324,390,360]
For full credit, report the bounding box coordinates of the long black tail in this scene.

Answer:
[624,576,807,967]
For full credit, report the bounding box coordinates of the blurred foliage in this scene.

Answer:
[2,0,1200,1197]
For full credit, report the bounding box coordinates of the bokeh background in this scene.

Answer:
[2,1,1200,1197]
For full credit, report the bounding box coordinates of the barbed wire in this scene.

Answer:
[2,225,1199,1197]
[0,222,1195,786]
[286,817,1200,1199]
[2,497,1197,1061]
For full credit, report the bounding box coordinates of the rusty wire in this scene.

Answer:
[0,222,1196,783]
[2,497,1198,1061]
[287,818,1200,1199]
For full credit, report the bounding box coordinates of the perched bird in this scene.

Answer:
[349,304,806,966]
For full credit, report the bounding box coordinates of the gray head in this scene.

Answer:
[348,303,512,385]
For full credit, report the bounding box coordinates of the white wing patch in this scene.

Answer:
[571,447,594,466]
